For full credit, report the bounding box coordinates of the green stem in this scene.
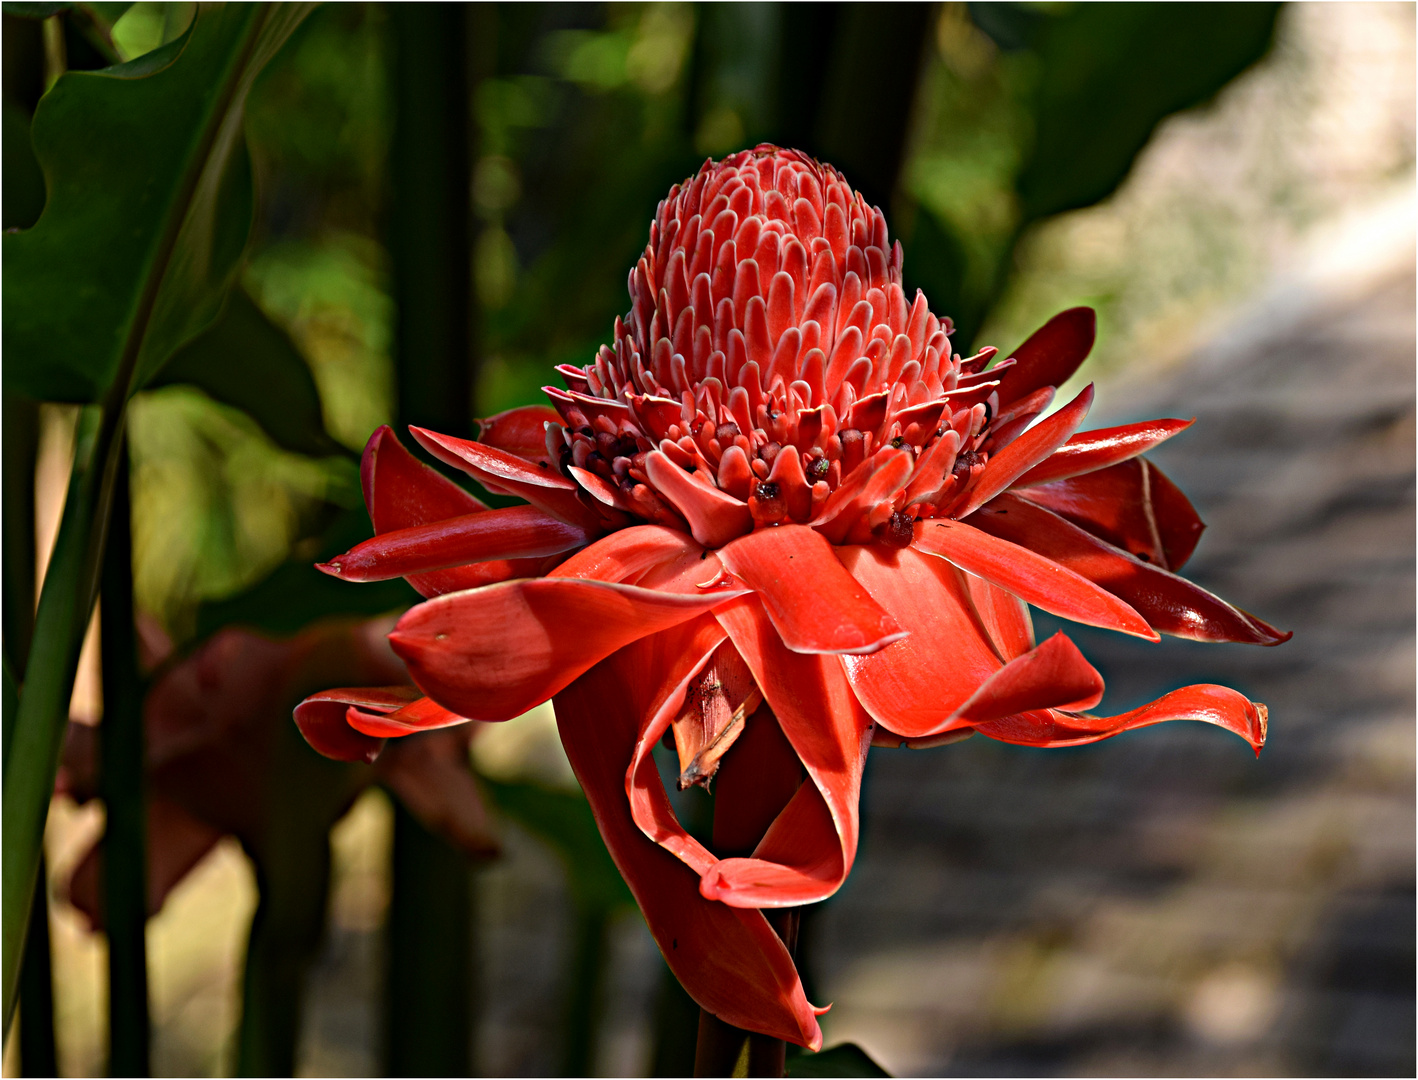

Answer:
[1,393,58,1077]
[383,804,473,1075]
[562,903,612,1077]
[99,439,150,1076]
[235,848,330,1078]
[3,400,126,1032]
[382,3,482,1074]
[18,856,58,1078]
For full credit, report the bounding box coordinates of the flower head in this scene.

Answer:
[301,145,1289,1048]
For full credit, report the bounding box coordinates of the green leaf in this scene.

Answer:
[2,4,313,1031]
[1015,3,1281,220]
[152,287,338,458]
[3,409,117,1028]
[1,3,69,18]
[4,3,313,404]
[1,103,45,231]
[483,778,634,912]
[88,2,132,24]
[788,1043,893,1078]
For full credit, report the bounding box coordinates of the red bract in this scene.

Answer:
[298,145,1289,1048]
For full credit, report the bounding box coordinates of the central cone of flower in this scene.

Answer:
[544,146,1000,550]
[297,145,1291,1051]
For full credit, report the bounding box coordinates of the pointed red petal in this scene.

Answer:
[954,384,1094,518]
[476,404,560,467]
[293,685,422,763]
[700,779,843,907]
[358,425,542,597]
[718,525,904,655]
[1017,458,1205,572]
[318,506,592,583]
[811,448,913,544]
[1014,418,1194,487]
[952,632,1103,724]
[644,450,753,548]
[550,524,707,586]
[973,684,1268,752]
[389,578,747,721]
[345,696,471,738]
[410,425,606,530]
[362,425,486,530]
[993,307,1095,406]
[294,698,388,763]
[713,597,872,907]
[913,517,1157,640]
[960,573,1035,661]
[836,545,1003,737]
[624,616,727,877]
[555,651,824,1049]
[972,494,1291,645]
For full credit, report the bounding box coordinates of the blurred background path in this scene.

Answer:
[814,204,1415,1078]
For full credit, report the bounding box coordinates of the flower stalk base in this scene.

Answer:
[695,909,802,1078]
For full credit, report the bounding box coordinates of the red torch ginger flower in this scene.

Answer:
[300,146,1289,1048]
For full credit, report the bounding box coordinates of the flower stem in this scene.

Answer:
[99,439,150,1076]
[692,908,801,1077]
[694,705,805,1077]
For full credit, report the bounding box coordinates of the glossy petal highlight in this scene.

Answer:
[389,577,747,721]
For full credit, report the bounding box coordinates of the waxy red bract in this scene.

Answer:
[295,146,1288,1048]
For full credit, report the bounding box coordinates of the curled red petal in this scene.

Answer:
[913,517,1157,640]
[624,616,727,876]
[362,424,486,530]
[701,779,842,907]
[993,307,1096,407]
[550,524,706,586]
[954,383,1094,519]
[318,506,592,583]
[644,449,753,548]
[713,596,871,908]
[389,578,747,721]
[1019,458,1205,572]
[718,525,904,655]
[836,544,1003,737]
[811,448,913,544]
[1014,418,1194,487]
[972,684,1268,752]
[358,425,542,597]
[410,425,607,530]
[345,696,471,738]
[476,404,560,467]
[293,685,422,763]
[294,698,388,764]
[951,632,1104,724]
[554,651,823,1048]
[973,494,1291,645]
[960,573,1035,662]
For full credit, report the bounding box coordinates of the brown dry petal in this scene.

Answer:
[673,642,763,789]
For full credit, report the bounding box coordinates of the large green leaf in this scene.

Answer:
[3,3,313,404]
[1015,3,1281,220]
[902,2,1279,349]
[152,287,339,458]
[1,3,312,1030]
